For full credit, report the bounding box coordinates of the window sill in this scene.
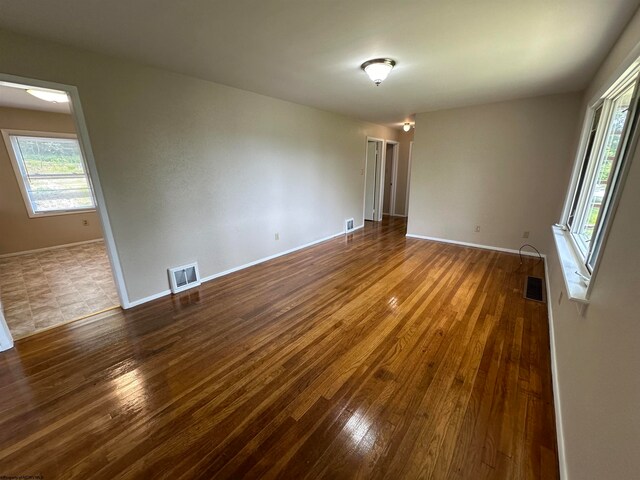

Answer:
[27,208,96,219]
[551,225,590,304]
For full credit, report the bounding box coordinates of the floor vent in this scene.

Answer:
[345,218,355,233]
[524,276,545,303]
[168,262,201,294]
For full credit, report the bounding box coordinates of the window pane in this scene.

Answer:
[15,136,85,176]
[28,177,94,212]
[568,106,602,229]
[13,135,95,213]
[576,85,634,249]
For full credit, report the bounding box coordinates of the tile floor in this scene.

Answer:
[0,240,119,339]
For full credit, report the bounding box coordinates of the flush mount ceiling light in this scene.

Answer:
[361,58,396,86]
[403,123,411,132]
[26,88,69,103]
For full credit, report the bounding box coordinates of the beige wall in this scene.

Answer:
[394,129,414,216]
[546,8,640,480]
[0,29,397,303]
[0,107,102,254]
[407,93,582,254]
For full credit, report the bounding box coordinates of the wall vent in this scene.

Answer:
[345,218,355,233]
[168,262,201,294]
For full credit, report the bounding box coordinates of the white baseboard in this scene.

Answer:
[390,213,407,217]
[127,225,363,309]
[405,233,545,258]
[0,238,103,258]
[544,257,568,480]
[199,226,362,284]
[126,289,172,308]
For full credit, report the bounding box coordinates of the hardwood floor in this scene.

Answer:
[0,217,559,479]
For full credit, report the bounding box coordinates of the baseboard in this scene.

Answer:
[405,233,546,258]
[126,289,172,308]
[390,213,407,217]
[127,225,363,309]
[200,226,362,284]
[543,257,568,480]
[0,238,103,258]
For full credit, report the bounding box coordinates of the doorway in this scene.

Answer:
[364,138,384,222]
[382,141,399,216]
[0,74,126,345]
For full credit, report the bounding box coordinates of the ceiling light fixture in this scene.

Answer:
[361,58,396,86]
[26,89,69,103]
[403,123,411,132]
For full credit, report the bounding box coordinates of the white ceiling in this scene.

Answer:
[0,84,71,113]
[0,0,637,127]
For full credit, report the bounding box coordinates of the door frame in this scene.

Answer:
[362,136,386,224]
[0,301,12,352]
[384,140,400,216]
[0,73,130,320]
[405,141,413,216]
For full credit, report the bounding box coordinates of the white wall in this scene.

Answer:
[547,8,640,480]
[407,93,582,254]
[0,29,398,303]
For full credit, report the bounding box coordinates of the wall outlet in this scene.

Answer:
[275,233,279,240]
[82,219,89,226]
[523,231,530,239]
[474,225,480,232]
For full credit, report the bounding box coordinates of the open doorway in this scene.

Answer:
[364,138,384,222]
[0,76,125,343]
[382,141,399,216]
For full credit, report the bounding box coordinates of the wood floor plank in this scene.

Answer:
[0,217,559,479]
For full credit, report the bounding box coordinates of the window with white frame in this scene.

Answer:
[565,64,640,274]
[2,130,96,217]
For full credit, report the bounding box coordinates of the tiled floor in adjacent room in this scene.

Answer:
[0,240,119,338]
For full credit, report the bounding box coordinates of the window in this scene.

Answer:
[564,65,640,275]
[2,130,96,217]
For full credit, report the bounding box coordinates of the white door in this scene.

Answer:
[364,141,378,221]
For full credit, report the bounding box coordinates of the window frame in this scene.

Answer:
[559,62,640,299]
[1,129,97,218]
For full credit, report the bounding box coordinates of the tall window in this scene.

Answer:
[2,131,96,217]
[565,66,639,273]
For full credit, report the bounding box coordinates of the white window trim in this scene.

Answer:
[1,128,97,218]
[555,61,640,304]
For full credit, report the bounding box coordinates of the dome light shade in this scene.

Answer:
[361,58,396,86]
[26,89,69,103]
[403,123,411,132]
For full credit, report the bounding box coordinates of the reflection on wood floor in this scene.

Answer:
[0,217,558,479]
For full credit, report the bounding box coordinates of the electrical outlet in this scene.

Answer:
[275,233,279,240]
[82,219,89,226]
[523,231,530,239]
[474,225,480,232]
[360,168,364,175]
